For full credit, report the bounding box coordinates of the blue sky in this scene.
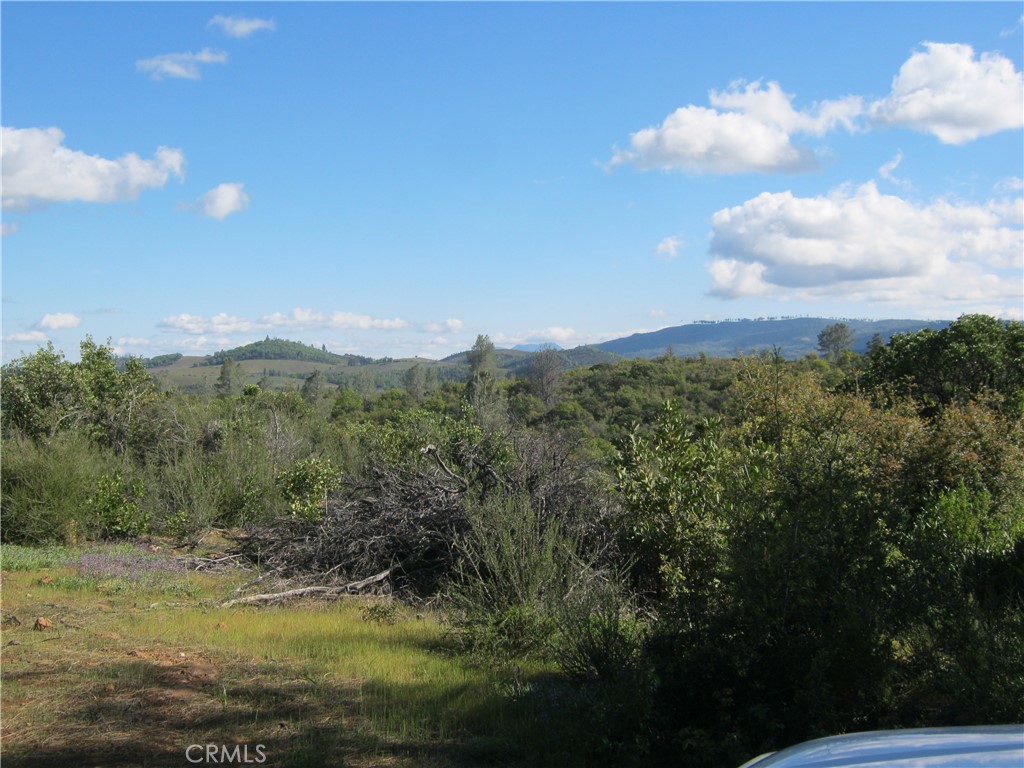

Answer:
[2,2,1022,363]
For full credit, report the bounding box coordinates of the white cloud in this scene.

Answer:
[878,151,907,187]
[38,312,81,330]
[197,183,250,220]
[208,15,276,38]
[159,313,264,335]
[136,48,228,80]
[117,336,153,348]
[870,42,1024,144]
[1,127,184,210]
[612,41,1022,179]
[540,327,576,343]
[707,182,1023,315]
[656,236,684,261]
[260,308,409,331]
[610,80,861,174]
[422,318,464,333]
[1,222,19,236]
[2,331,48,343]
[648,309,669,318]
[709,80,862,137]
[1000,15,1023,37]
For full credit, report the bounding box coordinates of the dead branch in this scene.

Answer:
[220,568,392,608]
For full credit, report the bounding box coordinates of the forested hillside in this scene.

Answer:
[2,314,1022,767]
[597,317,950,358]
[202,337,372,366]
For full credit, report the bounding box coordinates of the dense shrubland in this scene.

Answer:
[2,315,1022,766]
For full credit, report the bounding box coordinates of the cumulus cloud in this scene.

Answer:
[870,42,1023,144]
[539,327,576,344]
[136,48,228,80]
[159,313,264,335]
[262,308,408,331]
[2,330,48,344]
[160,307,408,335]
[656,236,684,261]
[422,318,464,333]
[116,336,153,348]
[707,182,1023,315]
[208,15,276,38]
[610,80,862,174]
[1,222,19,236]
[197,183,250,220]
[1,127,184,210]
[612,41,1021,179]
[38,312,81,330]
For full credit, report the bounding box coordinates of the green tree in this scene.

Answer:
[301,368,326,404]
[529,346,563,408]
[817,321,855,359]
[1,342,83,439]
[1,338,157,454]
[615,404,729,623]
[466,334,497,397]
[403,363,426,403]
[864,314,1024,413]
[215,357,244,398]
[331,386,364,419]
[466,334,505,427]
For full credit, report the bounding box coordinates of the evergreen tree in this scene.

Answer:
[301,369,325,404]
[466,335,497,402]
[215,357,244,397]
[817,322,855,359]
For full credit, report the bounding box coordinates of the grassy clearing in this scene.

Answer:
[0,543,573,767]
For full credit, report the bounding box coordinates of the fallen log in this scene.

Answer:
[220,568,392,608]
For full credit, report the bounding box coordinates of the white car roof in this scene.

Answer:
[737,725,1024,768]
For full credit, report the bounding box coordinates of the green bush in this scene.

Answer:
[448,494,579,659]
[1,432,122,543]
[277,456,340,521]
[143,445,225,538]
[85,472,149,539]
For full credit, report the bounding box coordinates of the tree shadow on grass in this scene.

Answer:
[0,653,539,768]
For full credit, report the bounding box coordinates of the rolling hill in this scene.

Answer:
[143,318,951,393]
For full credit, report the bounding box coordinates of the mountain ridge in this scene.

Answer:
[140,317,954,392]
[595,317,952,359]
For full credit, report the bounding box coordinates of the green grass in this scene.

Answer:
[1,542,575,767]
[129,599,540,750]
[1,542,74,571]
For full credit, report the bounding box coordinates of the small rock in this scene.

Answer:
[33,617,53,631]
[1,612,21,629]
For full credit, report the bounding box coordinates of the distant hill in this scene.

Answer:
[594,318,951,359]
[143,319,955,394]
[200,338,373,367]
